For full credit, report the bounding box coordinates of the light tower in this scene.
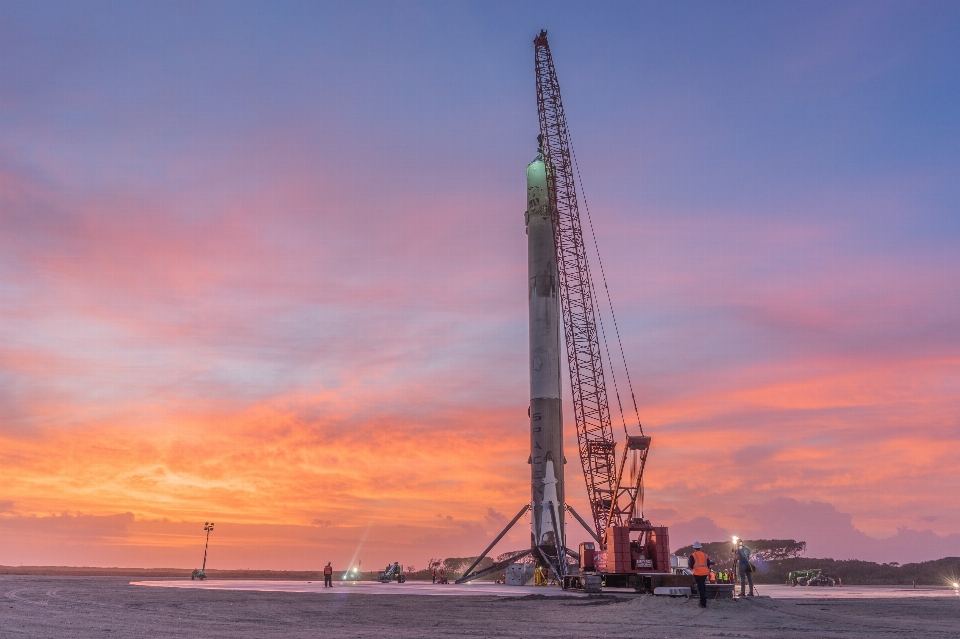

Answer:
[202,522,214,572]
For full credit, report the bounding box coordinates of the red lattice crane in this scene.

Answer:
[455,31,666,586]
[534,30,651,545]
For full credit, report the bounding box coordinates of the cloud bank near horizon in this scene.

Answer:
[666,498,960,566]
[1,497,955,570]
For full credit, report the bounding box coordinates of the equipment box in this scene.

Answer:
[506,563,535,586]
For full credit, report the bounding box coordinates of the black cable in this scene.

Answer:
[561,134,629,437]
[569,138,643,436]
[587,246,629,437]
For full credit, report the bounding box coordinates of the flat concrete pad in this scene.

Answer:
[133,578,960,600]
[132,579,589,597]
[4,575,959,638]
[750,584,958,599]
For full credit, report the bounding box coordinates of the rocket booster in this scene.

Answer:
[525,144,565,550]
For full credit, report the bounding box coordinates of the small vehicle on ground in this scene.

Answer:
[378,562,406,583]
[787,569,835,586]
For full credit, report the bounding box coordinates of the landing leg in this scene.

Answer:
[455,504,531,584]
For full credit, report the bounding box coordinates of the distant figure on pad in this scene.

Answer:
[324,562,333,588]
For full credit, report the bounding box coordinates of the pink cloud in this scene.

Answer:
[2,80,960,570]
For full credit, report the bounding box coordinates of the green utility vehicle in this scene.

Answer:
[787,569,836,586]
[378,562,406,583]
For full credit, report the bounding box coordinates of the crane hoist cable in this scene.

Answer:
[570,141,643,437]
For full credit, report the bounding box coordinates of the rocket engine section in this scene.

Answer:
[526,143,565,553]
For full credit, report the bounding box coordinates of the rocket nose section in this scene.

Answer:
[526,157,547,184]
[526,157,548,223]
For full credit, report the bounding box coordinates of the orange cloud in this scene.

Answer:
[3,102,960,569]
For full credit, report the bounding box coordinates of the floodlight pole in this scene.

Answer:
[202,522,215,571]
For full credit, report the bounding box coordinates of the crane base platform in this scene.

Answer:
[562,572,685,594]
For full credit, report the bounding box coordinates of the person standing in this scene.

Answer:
[323,561,333,588]
[736,540,754,597]
[688,541,713,608]
[432,567,437,584]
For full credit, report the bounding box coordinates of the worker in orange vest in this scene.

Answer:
[323,562,333,587]
[687,541,713,608]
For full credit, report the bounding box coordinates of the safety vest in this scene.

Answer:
[691,550,710,576]
[324,565,332,575]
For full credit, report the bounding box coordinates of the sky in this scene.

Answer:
[1,0,959,570]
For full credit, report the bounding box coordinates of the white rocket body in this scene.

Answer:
[526,150,565,549]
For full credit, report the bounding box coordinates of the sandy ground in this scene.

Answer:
[3,575,959,638]
[133,578,960,600]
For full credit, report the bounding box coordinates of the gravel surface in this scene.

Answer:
[3,575,958,638]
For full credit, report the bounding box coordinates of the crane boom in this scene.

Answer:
[533,30,622,538]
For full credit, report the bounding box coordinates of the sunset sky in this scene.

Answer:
[2,1,960,571]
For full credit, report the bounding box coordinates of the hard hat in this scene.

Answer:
[693,541,702,549]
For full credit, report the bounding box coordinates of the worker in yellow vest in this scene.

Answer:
[687,541,713,608]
